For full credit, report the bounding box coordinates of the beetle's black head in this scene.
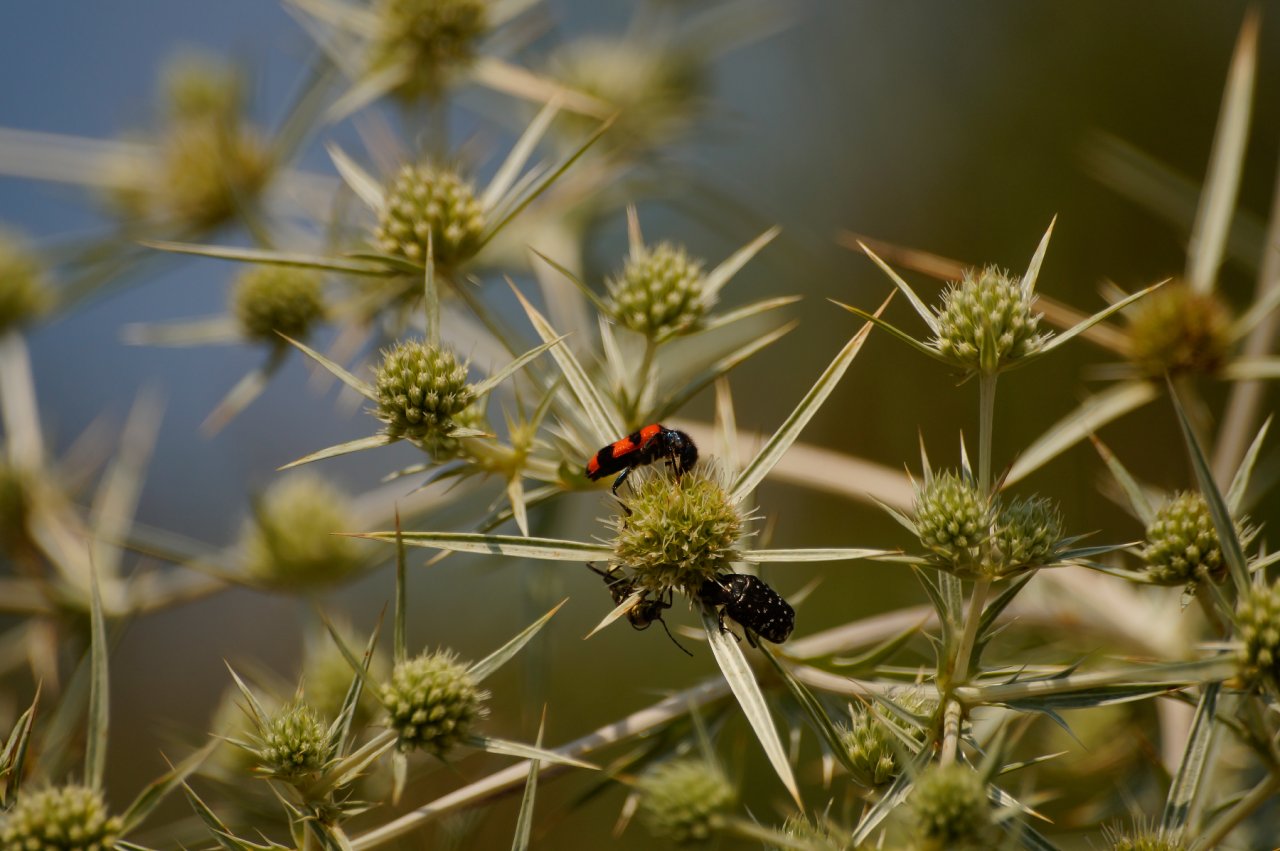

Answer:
[661,429,698,474]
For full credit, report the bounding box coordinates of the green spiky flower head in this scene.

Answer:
[991,495,1063,576]
[908,763,993,851]
[240,472,365,588]
[161,122,271,229]
[374,164,485,268]
[0,230,51,334]
[0,785,123,851]
[842,689,933,788]
[373,339,475,445]
[933,265,1045,373]
[606,242,709,339]
[1237,579,1280,689]
[382,650,487,755]
[636,758,735,845]
[1104,828,1188,851]
[1127,281,1232,378]
[913,470,992,576]
[231,265,326,345]
[612,466,743,596]
[1140,491,1227,585]
[772,814,846,851]
[370,0,488,99]
[257,701,329,779]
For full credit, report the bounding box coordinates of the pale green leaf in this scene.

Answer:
[1036,280,1166,357]
[201,361,277,436]
[0,683,39,806]
[325,62,409,123]
[509,282,620,444]
[481,98,560,211]
[312,730,398,797]
[957,656,1237,705]
[1186,10,1257,294]
[757,645,858,776]
[352,531,613,561]
[744,547,896,563]
[1161,681,1220,838]
[1230,277,1280,340]
[699,607,802,808]
[1090,435,1156,525]
[510,715,544,851]
[470,335,565,399]
[121,317,242,347]
[463,734,597,770]
[829,300,951,364]
[694,295,802,336]
[326,142,384,211]
[468,55,611,119]
[394,512,407,665]
[1005,380,1159,486]
[1220,357,1280,380]
[1226,415,1270,514]
[141,241,391,276]
[1168,380,1250,594]
[731,295,889,502]
[278,333,377,401]
[1019,217,1056,298]
[528,248,610,315]
[469,601,566,682]
[85,558,108,791]
[858,243,940,333]
[653,321,797,422]
[119,739,218,834]
[701,226,780,301]
[279,433,395,470]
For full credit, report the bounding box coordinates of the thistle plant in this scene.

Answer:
[4,5,1280,851]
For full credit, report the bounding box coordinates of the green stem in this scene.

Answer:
[1191,771,1280,850]
[977,372,998,496]
[939,698,963,765]
[942,577,990,765]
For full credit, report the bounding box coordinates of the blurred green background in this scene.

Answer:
[1,1,1278,846]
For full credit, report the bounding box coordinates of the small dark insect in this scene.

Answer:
[586,563,691,656]
[699,573,795,646]
[585,424,698,495]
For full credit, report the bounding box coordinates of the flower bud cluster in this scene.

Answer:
[1127,282,1232,378]
[933,265,1044,373]
[232,265,326,344]
[908,763,993,851]
[0,785,122,851]
[636,758,735,844]
[382,650,488,755]
[373,164,485,268]
[240,472,365,588]
[370,0,488,99]
[374,340,475,445]
[258,701,329,779]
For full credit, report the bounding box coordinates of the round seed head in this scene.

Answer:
[159,121,272,228]
[606,242,709,339]
[772,814,847,851]
[231,265,326,344]
[258,701,329,779]
[636,758,735,845]
[373,164,485,268]
[382,650,487,755]
[612,467,743,595]
[1141,491,1226,586]
[909,763,993,851]
[1127,282,1232,378]
[1237,579,1280,689]
[240,472,365,588]
[373,340,475,444]
[992,495,1063,576]
[0,230,51,334]
[548,37,703,153]
[370,0,488,99]
[1103,824,1188,851]
[163,52,242,123]
[913,471,992,575]
[842,689,933,788]
[933,265,1044,373]
[0,785,122,851]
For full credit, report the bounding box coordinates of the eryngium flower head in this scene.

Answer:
[374,340,475,444]
[369,0,488,100]
[548,37,702,155]
[992,495,1063,576]
[232,265,326,345]
[636,758,735,845]
[842,690,933,788]
[159,121,272,229]
[1141,491,1227,585]
[913,471,991,575]
[0,785,123,851]
[258,702,329,779]
[1104,827,1188,851]
[382,650,487,755]
[373,164,485,267]
[909,763,993,851]
[606,242,708,339]
[933,265,1045,373]
[0,230,50,334]
[240,472,364,588]
[772,814,847,851]
[1127,282,1231,378]
[612,467,743,595]
[1237,579,1280,689]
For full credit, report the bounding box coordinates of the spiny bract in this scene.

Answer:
[606,242,709,339]
[933,265,1045,373]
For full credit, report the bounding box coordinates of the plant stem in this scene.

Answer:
[939,699,963,765]
[627,336,658,427]
[977,372,998,496]
[1191,770,1280,850]
[942,577,990,765]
